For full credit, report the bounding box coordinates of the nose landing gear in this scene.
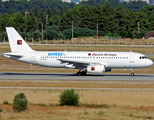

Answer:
[130,68,135,76]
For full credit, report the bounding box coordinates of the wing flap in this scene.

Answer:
[58,59,101,67]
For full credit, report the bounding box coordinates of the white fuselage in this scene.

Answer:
[4,27,153,75]
[5,51,153,70]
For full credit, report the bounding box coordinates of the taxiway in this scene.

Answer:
[0,72,154,81]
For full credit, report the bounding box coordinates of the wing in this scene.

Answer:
[58,59,101,68]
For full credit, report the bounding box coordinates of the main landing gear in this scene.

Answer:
[77,71,87,76]
[130,68,135,76]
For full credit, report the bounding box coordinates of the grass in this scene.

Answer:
[0,89,154,120]
[1,44,154,53]
[0,87,154,106]
[1,80,154,88]
[3,36,154,45]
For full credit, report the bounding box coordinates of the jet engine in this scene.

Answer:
[87,65,105,73]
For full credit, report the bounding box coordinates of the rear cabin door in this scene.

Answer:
[31,53,36,64]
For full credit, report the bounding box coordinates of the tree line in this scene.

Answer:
[59,3,154,38]
[0,0,154,41]
[0,0,148,14]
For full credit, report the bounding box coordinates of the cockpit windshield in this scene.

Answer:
[139,56,147,59]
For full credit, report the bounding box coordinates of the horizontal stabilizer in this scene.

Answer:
[3,53,23,58]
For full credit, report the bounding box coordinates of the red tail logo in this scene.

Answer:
[17,40,22,45]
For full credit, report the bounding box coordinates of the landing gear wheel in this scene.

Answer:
[82,71,87,76]
[130,68,135,76]
[77,72,82,76]
[77,71,87,76]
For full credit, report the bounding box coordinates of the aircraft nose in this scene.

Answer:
[148,59,153,66]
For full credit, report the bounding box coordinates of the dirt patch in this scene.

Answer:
[0,105,12,110]
[135,106,154,111]
[0,104,82,112]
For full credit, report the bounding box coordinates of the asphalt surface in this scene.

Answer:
[0,72,154,81]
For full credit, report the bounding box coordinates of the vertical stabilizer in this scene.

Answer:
[6,27,34,52]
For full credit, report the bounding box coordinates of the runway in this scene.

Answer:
[0,72,154,81]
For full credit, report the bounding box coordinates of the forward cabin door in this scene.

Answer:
[31,53,36,64]
[129,53,134,63]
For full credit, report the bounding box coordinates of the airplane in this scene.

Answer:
[3,27,153,76]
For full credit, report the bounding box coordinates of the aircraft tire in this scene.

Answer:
[82,71,87,76]
[77,72,82,76]
[131,73,135,76]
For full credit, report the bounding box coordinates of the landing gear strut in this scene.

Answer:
[77,71,87,76]
[130,68,135,76]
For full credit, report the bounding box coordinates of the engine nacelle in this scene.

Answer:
[87,65,105,73]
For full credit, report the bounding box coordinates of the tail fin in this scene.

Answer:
[6,27,34,52]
